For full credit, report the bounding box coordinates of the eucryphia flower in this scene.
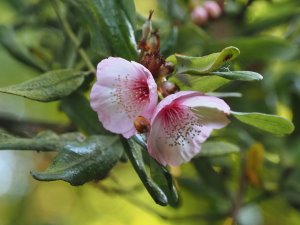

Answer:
[147,91,230,166]
[90,57,158,138]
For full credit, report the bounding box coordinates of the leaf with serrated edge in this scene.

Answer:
[32,135,123,185]
[0,69,86,102]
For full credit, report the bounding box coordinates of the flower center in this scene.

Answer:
[161,104,204,147]
[111,74,150,120]
[132,78,150,103]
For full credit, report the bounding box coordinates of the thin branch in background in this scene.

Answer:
[0,114,75,137]
[51,0,96,74]
[231,152,248,225]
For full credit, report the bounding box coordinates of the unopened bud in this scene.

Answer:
[148,32,160,53]
[159,62,174,77]
[141,10,154,40]
[203,1,222,19]
[191,6,208,26]
[134,116,151,133]
[159,81,179,97]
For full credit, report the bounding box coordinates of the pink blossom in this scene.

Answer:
[203,1,222,19]
[90,57,158,138]
[191,6,209,25]
[147,91,230,166]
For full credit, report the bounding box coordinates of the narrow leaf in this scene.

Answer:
[122,138,168,206]
[0,69,86,102]
[0,26,47,72]
[67,0,138,60]
[231,111,294,135]
[200,141,240,157]
[149,159,179,207]
[32,135,123,185]
[209,71,263,81]
[173,46,240,74]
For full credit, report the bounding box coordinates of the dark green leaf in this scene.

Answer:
[157,0,187,22]
[200,141,240,157]
[209,71,263,81]
[0,26,47,72]
[161,26,178,58]
[169,74,230,92]
[192,157,228,196]
[122,137,168,206]
[32,135,123,185]
[61,92,111,135]
[231,111,294,135]
[0,69,87,102]
[171,46,240,74]
[149,158,179,207]
[67,0,138,60]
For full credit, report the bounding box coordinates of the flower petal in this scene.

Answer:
[90,57,157,138]
[147,91,230,166]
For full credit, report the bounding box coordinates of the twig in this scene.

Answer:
[51,0,96,73]
[231,152,248,224]
[0,114,75,137]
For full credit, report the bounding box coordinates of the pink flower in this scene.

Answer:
[203,1,222,19]
[147,91,230,166]
[191,6,209,26]
[90,57,158,138]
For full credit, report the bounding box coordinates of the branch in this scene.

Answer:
[51,0,96,73]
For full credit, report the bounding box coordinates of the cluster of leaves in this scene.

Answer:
[0,0,299,224]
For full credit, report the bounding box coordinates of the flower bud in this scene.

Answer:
[140,53,163,78]
[159,62,175,77]
[203,1,222,19]
[141,10,154,41]
[158,81,179,97]
[148,32,160,53]
[191,6,208,26]
[134,116,151,133]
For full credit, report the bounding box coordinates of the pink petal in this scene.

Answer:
[147,91,230,166]
[90,57,157,138]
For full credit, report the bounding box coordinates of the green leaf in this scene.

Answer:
[161,26,178,58]
[206,37,297,66]
[32,135,123,185]
[67,0,138,60]
[200,141,240,157]
[149,158,179,207]
[243,2,300,35]
[61,92,111,135]
[231,111,294,135]
[209,71,263,81]
[169,74,230,92]
[122,137,168,206]
[0,26,47,72]
[157,0,187,22]
[0,69,87,102]
[173,46,240,74]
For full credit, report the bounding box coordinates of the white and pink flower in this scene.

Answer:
[90,57,158,138]
[147,91,230,166]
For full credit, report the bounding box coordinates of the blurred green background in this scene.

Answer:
[0,0,300,224]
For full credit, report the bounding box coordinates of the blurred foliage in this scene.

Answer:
[0,0,300,225]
